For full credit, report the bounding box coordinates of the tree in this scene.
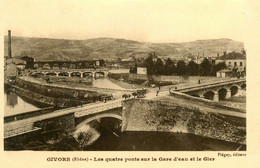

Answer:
[155,58,164,75]
[144,55,155,75]
[176,60,187,75]
[211,62,226,76]
[200,58,212,76]
[241,48,246,56]
[164,58,176,75]
[187,61,199,76]
[99,59,105,66]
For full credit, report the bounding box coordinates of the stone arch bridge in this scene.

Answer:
[172,79,246,102]
[28,69,109,79]
[34,60,104,69]
[4,99,126,140]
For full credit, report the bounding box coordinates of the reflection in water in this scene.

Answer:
[4,91,40,116]
[84,131,246,151]
[76,118,246,151]
[6,91,18,107]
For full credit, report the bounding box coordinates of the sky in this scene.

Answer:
[0,0,255,43]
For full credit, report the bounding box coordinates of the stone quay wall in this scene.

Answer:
[47,76,92,85]
[123,99,246,144]
[14,78,112,107]
[122,73,221,85]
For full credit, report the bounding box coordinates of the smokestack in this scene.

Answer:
[8,30,12,59]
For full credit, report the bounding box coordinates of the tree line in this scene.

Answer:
[140,55,227,76]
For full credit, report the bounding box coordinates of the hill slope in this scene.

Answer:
[4,36,244,61]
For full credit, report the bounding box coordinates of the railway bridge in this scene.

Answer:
[34,60,104,69]
[28,68,109,78]
[170,78,246,102]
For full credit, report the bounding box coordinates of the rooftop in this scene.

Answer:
[217,52,246,60]
[217,69,233,73]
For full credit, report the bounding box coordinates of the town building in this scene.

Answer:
[215,52,246,72]
[137,67,147,74]
[5,57,27,67]
[4,57,27,78]
[18,56,35,69]
[5,62,18,78]
[216,69,233,78]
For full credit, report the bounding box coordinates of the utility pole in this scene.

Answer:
[8,30,12,59]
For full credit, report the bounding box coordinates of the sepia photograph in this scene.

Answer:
[2,0,260,167]
[3,29,247,151]
[2,1,247,152]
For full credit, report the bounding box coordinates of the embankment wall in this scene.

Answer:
[119,73,222,85]
[12,78,112,107]
[123,99,246,144]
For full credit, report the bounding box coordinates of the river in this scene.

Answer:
[4,78,124,117]
[4,81,246,151]
[4,90,43,116]
[84,131,245,151]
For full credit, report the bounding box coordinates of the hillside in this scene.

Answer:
[4,36,244,61]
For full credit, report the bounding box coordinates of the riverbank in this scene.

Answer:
[123,99,246,144]
[4,75,246,151]
[9,77,114,107]
[4,97,246,151]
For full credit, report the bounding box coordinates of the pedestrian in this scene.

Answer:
[156,90,159,96]
[198,79,201,84]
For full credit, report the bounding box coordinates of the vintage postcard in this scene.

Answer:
[0,0,259,168]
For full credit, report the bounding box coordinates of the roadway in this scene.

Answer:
[4,98,124,139]
[144,87,246,118]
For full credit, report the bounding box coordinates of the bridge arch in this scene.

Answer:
[45,72,57,76]
[58,72,69,77]
[71,72,81,77]
[203,91,215,100]
[218,88,228,100]
[230,85,239,96]
[95,71,105,78]
[241,83,246,90]
[75,113,122,130]
[83,72,92,78]
[29,72,44,77]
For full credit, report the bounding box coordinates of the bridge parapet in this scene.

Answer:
[74,100,123,118]
[4,121,40,139]
[28,68,109,78]
[173,79,246,93]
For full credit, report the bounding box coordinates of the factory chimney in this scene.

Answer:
[8,30,12,59]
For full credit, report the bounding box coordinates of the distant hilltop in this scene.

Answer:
[4,36,244,62]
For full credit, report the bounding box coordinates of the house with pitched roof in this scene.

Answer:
[215,51,246,72]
